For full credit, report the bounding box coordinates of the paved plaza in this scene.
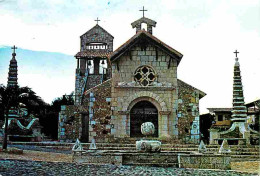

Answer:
[0,159,258,176]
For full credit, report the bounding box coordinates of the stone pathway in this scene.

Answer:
[8,144,71,154]
[0,159,258,176]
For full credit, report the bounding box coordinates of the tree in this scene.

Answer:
[0,84,19,149]
[0,84,47,149]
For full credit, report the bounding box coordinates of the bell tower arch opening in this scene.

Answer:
[141,23,148,31]
[130,100,158,137]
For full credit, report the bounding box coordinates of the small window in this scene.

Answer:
[99,60,107,74]
[218,115,223,121]
[141,23,147,31]
[87,60,94,74]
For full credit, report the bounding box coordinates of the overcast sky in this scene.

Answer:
[0,0,259,113]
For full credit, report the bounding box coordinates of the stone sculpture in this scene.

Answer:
[219,139,231,154]
[136,122,161,152]
[72,138,83,151]
[136,140,161,152]
[141,122,155,136]
[198,140,207,153]
[89,138,97,150]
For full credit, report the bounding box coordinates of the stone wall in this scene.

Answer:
[58,105,83,142]
[179,154,231,170]
[111,45,179,138]
[75,69,85,105]
[111,45,178,86]
[73,152,231,170]
[86,75,102,90]
[177,79,202,143]
[82,79,112,142]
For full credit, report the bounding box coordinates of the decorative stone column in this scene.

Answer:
[216,51,260,145]
[117,111,129,137]
[232,57,247,122]
[7,46,18,88]
[159,111,171,137]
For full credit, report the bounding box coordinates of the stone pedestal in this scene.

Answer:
[209,129,219,144]
[243,131,250,145]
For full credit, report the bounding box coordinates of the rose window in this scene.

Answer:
[134,66,156,86]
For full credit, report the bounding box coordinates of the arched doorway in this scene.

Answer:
[130,101,158,137]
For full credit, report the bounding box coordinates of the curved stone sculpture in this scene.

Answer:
[136,140,161,152]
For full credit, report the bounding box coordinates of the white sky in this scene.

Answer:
[0,0,259,113]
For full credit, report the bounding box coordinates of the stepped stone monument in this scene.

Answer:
[136,122,161,152]
[209,51,260,145]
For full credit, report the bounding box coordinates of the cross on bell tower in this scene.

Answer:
[139,6,147,17]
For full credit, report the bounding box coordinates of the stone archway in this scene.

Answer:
[130,100,158,137]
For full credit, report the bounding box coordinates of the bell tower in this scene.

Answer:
[131,6,157,34]
[74,18,114,105]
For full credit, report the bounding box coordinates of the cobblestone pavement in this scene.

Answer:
[8,144,71,154]
[0,159,258,176]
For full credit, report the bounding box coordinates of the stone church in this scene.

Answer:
[58,14,206,144]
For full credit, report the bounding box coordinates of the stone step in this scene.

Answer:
[122,163,179,167]
[229,152,260,155]
[10,141,259,148]
[37,145,259,153]
[231,155,260,159]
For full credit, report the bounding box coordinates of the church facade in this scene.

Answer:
[58,15,206,144]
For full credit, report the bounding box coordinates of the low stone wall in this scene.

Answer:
[73,153,122,165]
[73,152,231,169]
[179,154,231,170]
[122,153,178,167]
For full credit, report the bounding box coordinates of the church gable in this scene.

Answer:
[110,31,183,65]
[111,43,178,87]
[110,31,183,88]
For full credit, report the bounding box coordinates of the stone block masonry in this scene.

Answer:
[82,79,112,142]
[177,79,204,144]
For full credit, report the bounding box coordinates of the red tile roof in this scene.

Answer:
[207,108,233,113]
[75,50,112,58]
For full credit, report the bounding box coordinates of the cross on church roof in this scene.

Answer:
[234,49,239,61]
[139,6,147,17]
[95,17,100,25]
[11,45,17,54]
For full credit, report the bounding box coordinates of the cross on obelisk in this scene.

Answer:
[234,50,239,58]
[139,6,147,17]
[11,45,17,53]
[95,17,100,25]
[234,50,239,61]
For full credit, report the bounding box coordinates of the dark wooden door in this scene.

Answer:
[130,101,158,137]
[81,113,89,142]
